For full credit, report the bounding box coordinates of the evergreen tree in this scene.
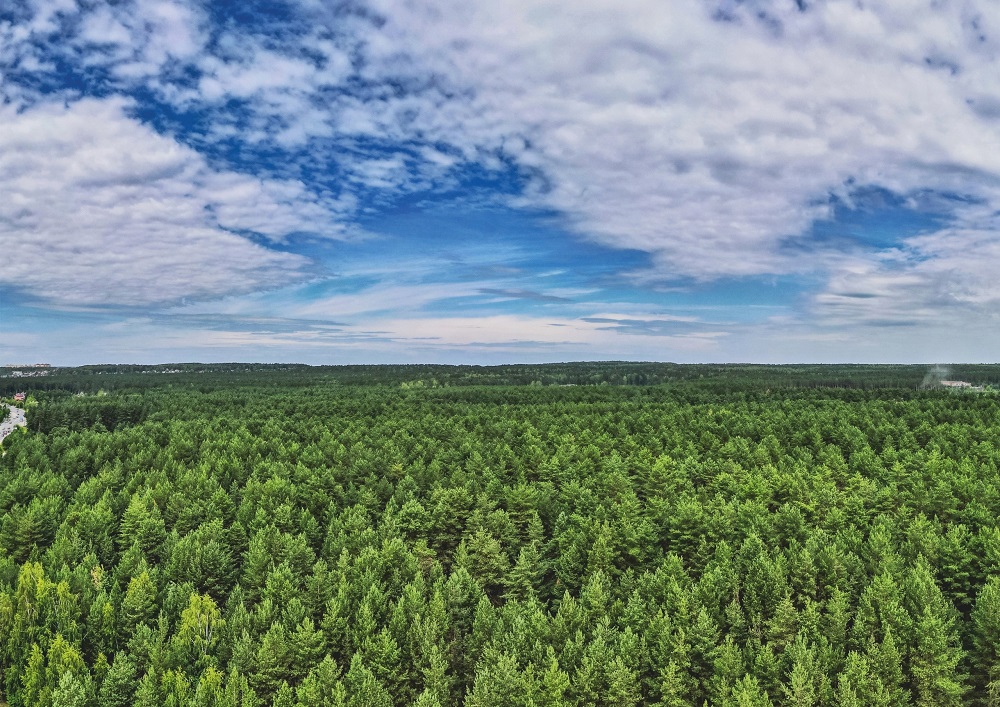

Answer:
[295,656,345,706]
[466,651,524,707]
[727,675,774,707]
[535,648,571,707]
[782,636,819,707]
[413,689,443,707]
[272,682,295,707]
[133,671,161,707]
[344,654,393,707]
[910,606,966,707]
[51,671,88,707]
[504,542,543,602]
[906,558,967,706]
[122,571,159,633]
[972,576,1000,694]
[99,654,137,707]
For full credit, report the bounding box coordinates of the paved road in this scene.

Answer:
[0,404,26,444]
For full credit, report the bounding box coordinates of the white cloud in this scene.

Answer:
[82,0,207,79]
[291,282,483,320]
[314,0,1000,286]
[0,97,348,307]
[78,6,136,52]
[812,224,1000,329]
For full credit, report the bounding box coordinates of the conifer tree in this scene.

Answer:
[655,661,694,707]
[972,576,1000,694]
[727,675,774,707]
[271,682,295,707]
[910,606,966,707]
[192,666,225,707]
[505,542,543,602]
[782,636,819,707]
[413,689,443,707]
[122,572,159,634]
[295,656,344,707]
[466,651,527,707]
[906,558,967,706]
[51,671,88,707]
[344,654,393,707]
[99,654,137,707]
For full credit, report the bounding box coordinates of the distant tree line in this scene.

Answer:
[6,362,1000,397]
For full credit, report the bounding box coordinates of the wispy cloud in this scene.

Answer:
[478,288,573,303]
[812,223,1000,329]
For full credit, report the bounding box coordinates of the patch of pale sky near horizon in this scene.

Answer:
[6,311,730,362]
[4,268,998,364]
[9,303,993,366]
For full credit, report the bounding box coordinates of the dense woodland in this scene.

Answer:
[2,363,1000,706]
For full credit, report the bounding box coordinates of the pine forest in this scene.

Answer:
[2,362,1000,706]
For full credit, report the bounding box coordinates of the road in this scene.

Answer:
[0,404,26,444]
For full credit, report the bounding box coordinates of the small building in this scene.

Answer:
[13,392,25,402]
[940,380,972,388]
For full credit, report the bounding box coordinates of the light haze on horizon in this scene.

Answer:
[3,0,1000,365]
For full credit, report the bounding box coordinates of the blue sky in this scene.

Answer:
[4,0,1000,365]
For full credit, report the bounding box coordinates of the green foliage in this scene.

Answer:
[99,653,137,707]
[2,364,999,705]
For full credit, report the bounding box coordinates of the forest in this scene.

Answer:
[1,362,1000,706]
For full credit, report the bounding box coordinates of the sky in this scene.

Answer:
[3,0,1000,365]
